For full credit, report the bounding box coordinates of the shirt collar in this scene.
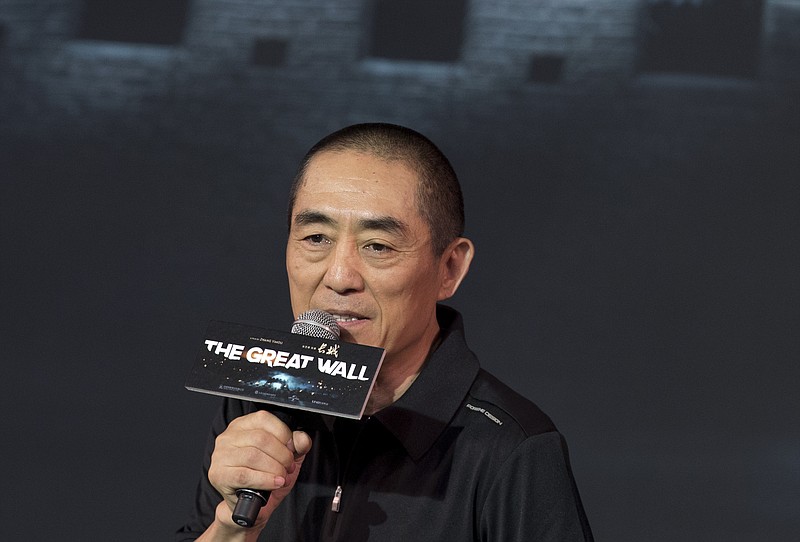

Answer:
[373,305,479,461]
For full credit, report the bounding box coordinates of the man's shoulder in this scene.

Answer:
[462,369,558,438]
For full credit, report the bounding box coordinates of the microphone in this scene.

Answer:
[231,309,340,528]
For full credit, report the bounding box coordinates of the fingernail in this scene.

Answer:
[287,436,303,460]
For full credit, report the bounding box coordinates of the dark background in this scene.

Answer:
[1,1,798,540]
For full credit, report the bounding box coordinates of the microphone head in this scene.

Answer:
[291,309,340,340]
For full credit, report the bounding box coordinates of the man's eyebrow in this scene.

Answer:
[293,210,337,228]
[358,216,409,237]
[293,210,409,237]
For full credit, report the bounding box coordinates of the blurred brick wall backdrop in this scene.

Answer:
[1,0,798,144]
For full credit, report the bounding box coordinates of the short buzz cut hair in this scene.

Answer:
[287,123,465,256]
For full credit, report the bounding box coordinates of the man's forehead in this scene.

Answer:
[291,149,430,235]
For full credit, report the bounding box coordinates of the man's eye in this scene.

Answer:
[365,242,391,253]
[304,234,329,245]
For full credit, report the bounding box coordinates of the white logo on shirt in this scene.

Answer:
[465,403,503,426]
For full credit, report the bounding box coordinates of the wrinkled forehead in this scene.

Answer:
[291,150,431,237]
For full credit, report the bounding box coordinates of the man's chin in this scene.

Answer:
[341,331,383,351]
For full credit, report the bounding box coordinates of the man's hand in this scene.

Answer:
[204,410,313,536]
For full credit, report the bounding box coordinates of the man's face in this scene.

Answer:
[286,150,445,368]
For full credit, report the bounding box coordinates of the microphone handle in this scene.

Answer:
[232,488,268,527]
[231,408,292,528]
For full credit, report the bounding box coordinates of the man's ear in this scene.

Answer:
[437,237,475,301]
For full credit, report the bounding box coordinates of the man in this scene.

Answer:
[177,123,593,541]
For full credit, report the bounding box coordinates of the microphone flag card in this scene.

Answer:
[186,320,386,419]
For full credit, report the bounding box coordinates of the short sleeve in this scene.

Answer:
[479,431,593,542]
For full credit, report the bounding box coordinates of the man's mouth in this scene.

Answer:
[328,312,366,323]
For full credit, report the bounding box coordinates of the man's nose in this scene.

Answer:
[323,243,364,294]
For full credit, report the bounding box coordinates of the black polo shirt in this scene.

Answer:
[177,306,593,541]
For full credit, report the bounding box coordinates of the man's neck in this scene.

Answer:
[364,327,441,416]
